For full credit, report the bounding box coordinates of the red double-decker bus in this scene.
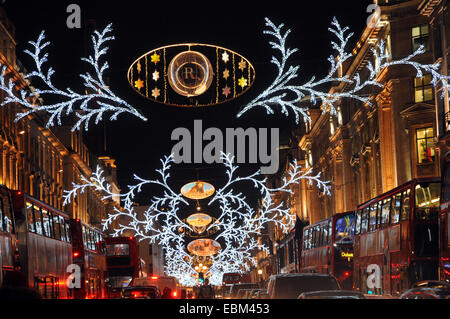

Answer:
[70,219,107,299]
[105,237,140,298]
[12,191,73,299]
[0,185,16,286]
[300,211,355,289]
[440,152,450,282]
[353,178,440,296]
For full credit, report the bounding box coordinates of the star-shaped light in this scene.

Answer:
[134,78,144,90]
[222,51,229,63]
[152,87,160,98]
[151,53,160,65]
[238,77,247,89]
[152,70,160,81]
[223,69,230,80]
[137,61,142,73]
[238,59,247,72]
[222,85,231,98]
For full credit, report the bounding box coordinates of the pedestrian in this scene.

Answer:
[198,279,215,299]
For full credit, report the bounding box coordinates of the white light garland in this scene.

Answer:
[0,24,147,131]
[237,17,450,123]
[63,153,330,286]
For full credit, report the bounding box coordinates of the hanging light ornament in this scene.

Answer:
[63,152,331,286]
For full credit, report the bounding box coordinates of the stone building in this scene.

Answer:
[260,0,447,279]
[298,0,441,224]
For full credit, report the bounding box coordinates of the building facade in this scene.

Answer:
[260,0,448,280]
[299,0,440,224]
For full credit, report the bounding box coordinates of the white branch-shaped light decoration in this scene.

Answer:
[63,153,330,286]
[0,24,147,131]
[237,17,450,123]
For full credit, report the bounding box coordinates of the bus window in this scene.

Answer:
[41,208,53,238]
[328,219,332,245]
[0,197,3,232]
[381,198,391,226]
[305,229,311,250]
[391,193,402,224]
[361,208,369,233]
[65,219,71,243]
[52,213,61,241]
[26,202,35,233]
[106,243,130,256]
[2,195,13,233]
[34,205,43,235]
[414,182,440,221]
[369,205,377,231]
[401,189,411,221]
[355,210,362,235]
[59,216,66,242]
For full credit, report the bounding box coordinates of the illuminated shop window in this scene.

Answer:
[411,24,430,52]
[416,127,435,164]
[414,75,433,103]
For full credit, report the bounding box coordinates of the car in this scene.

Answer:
[400,281,450,299]
[228,283,259,299]
[236,288,254,299]
[121,285,161,299]
[298,290,366,299]
[248,289,267,299]
[267,273,341,299]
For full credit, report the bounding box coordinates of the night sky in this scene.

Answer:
[2,0,372,206]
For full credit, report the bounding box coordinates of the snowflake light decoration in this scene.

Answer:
[0,24,147,131]
[63,153,330,286]
[237,17,450,123]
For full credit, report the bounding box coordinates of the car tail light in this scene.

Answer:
[173,291,177,298]
[151,276,158,280]
[73,252,80,258]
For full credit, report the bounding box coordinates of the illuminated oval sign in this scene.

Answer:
[180,181,215,200]
[186,213,213,227]
[127,43,255,107]
[187,238,221,256]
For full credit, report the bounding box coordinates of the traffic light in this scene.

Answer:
[198,272,204,283]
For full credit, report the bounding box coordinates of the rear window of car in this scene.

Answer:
[273,276,339,299]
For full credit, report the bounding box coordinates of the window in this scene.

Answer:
[414,75,434,103]
[59,216,67,242]
[361,208,369,233]
[412,24,430,52]
[416,127,435,164]
[2,195,13,233]
[53,213,61,241]
[391,193,402,224]
[414,182,440,221]
[64,219,71,243]
[414,74,434,103]
[106,244,130,256]
[26,202,35,233]
[369,204,378,231]
[34,205,43,235]
[0,197,4,232]
[355,210,362,235]
[401,189,411,221]
[381,198,391,226]
[41,208,52,238]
